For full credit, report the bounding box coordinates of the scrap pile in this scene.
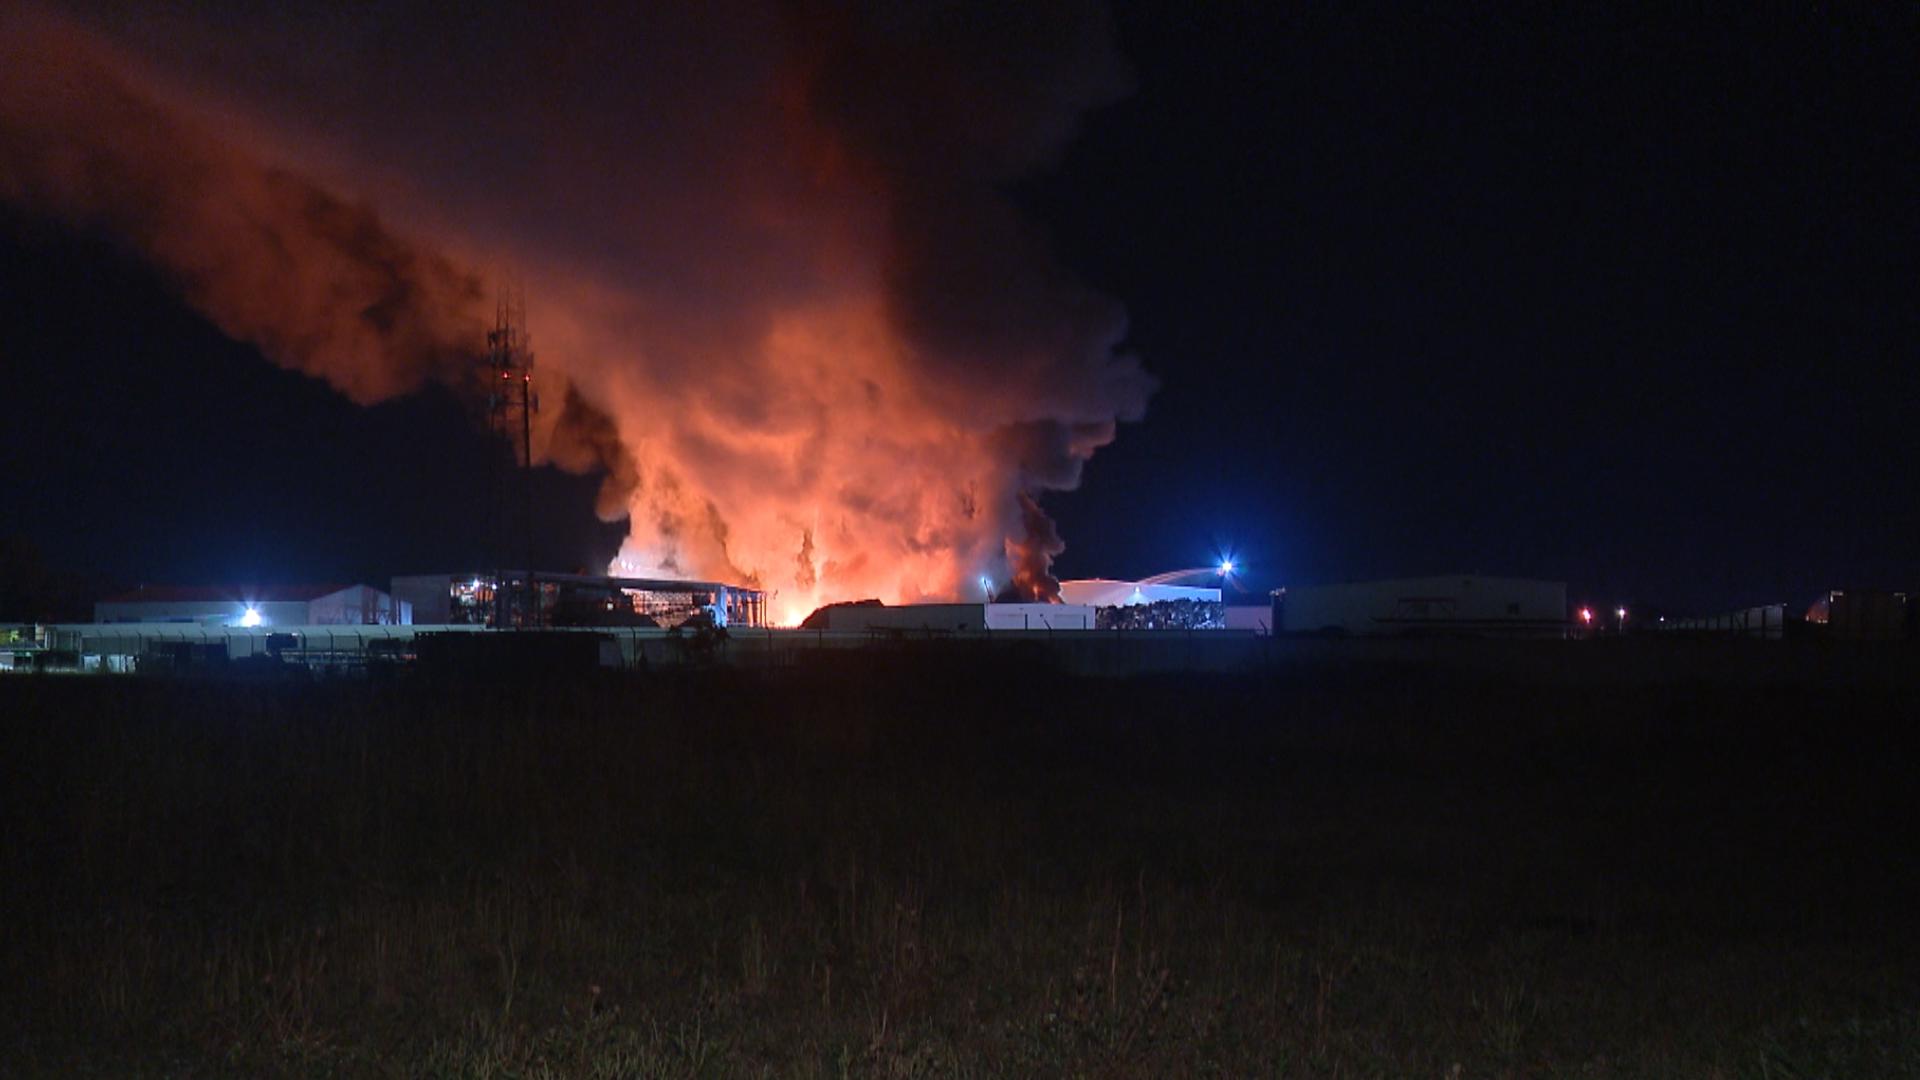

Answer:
[1095,599,1224,631]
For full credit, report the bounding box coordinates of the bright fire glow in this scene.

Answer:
[599,299,1100,627]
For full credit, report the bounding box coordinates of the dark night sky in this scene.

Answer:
[3,5,1916,614]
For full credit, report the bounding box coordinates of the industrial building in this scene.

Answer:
[94,584,408,627]
[1272,576,1567,638]
[391,571,768,629]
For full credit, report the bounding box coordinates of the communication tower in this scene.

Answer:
[485,288,539,626]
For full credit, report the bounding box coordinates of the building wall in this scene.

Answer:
[825,603,985,632]
[984,604,1095,630]
[1224,605,1272,632]
[821,603,1099,632]
[308,589,355,626]
[308,585,407,625]
[391,575,455,624]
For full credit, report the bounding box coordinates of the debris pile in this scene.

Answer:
[1095,599,1224,631]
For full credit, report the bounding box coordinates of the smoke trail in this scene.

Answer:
[0,10,488,403]
[0,3,1153,620]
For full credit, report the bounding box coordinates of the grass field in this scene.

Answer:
[3,646,1917,1076]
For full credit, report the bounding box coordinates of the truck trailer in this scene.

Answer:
[1273,576,1567,639]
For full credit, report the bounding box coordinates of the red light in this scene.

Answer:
[1579,607,1593,623]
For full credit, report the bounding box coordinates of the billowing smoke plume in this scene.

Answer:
[0,10,489,403]
[0,3,1153,622]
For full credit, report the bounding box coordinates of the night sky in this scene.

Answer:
[3,5,1915,616]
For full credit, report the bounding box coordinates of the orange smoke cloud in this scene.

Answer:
[0,3,1153,624]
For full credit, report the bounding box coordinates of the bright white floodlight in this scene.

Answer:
[239,606,263,628]
[1218,558,1236,575]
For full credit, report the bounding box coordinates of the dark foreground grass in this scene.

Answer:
[3,648,1918,1076]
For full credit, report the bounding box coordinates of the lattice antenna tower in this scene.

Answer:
[485,284,540,625]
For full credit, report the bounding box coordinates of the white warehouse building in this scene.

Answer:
[94,584,409,627]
